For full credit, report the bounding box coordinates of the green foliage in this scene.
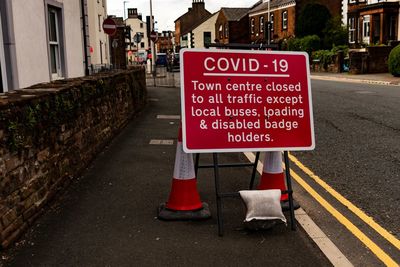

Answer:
[296,4,331,38]
[322,16,348,49]
[312,50,335,69]
[388,44,400,77]
[287,38,302,51]
[301,35,321,56]
[286,35,321,57]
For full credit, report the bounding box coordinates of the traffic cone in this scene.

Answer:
[258,151,288,201]
[158,127,211,220]
[257,151,299,210]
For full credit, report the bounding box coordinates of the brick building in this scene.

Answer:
[215,8,251,44]
[174,0,211,50]
[156,31,174,53]
[347,0,399,47]
[248,0,342,44]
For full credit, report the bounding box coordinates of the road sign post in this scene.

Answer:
[180,49,315,153]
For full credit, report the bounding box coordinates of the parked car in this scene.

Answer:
[167,53,180,72]
[156,53,168,66]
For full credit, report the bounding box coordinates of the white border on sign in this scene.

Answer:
[179,48,315,153]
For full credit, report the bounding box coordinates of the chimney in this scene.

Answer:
[192,0,205,11]
[127,8,138,19]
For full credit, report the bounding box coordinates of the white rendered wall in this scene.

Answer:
[11,0,84,89]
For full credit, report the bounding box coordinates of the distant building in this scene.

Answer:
[87,0,110,71]
[347,0,399,47]
[156,31,174,53]
[192,12,220,48]
[125,8,149,64]
[174,0,211,50]
[248,0,342,44]
[215,8,251,44]
[0,0,85,92]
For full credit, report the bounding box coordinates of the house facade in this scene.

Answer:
[156,31,174,53]
[248,0,342,44]
[347,0,399,46]
[174,0,211,49]
[87,0,110,71]
[249,0,296,44]
[125,8,149,64]
[192,12,219,48]
[0,0,86,92]
[215,8,251,44]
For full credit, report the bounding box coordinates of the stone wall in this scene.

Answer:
[0,68,147,248]
[349,45,396,74]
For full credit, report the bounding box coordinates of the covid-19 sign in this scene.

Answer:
[180,49,315,153]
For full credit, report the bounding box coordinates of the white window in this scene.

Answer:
[98,15,102,32]
[260,16,264,33]
[362,15,370,44]
[219,24,223,38]
[282,11,288,30]
[48,7,63,79]
[270,13,274,32]
[349,17,356,43]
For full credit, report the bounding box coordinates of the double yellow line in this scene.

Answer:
[289,154,399,266]
[246,152,399,266]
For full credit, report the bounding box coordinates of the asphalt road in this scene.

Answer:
[291,79,400,265]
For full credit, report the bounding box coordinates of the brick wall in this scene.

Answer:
[0,68,146,248]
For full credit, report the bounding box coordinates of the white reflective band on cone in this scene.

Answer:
[173,142,196,180]
[263,151,283,174]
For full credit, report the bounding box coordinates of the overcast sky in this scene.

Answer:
[107,0,257,31]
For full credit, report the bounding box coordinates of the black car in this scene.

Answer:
[167,53,180,72]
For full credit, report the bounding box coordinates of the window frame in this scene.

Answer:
[48,8,61,79]
[219,24,223,39]
[282,11,288,30]
[45,1,66,80]
[270,13,274,32]
[260,16,264,33]
[348,17,356,43]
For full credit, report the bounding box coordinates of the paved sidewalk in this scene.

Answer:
[311,72,400,86]
[2,86,331,266]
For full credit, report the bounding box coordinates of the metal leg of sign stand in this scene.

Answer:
[249,152,261,189]
[212,153,224,236]
[195,152,261,236]
[283,151,296,231]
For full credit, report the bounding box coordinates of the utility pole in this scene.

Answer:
[267,0,271,45]
[123,1,129,19]
[150,0,156,77]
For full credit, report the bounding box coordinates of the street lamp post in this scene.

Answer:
[150,0,156,77]
[123,1,129,19]
[267,0,271,45]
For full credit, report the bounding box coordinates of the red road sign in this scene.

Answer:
[102,18,117,35]
[180,49,315,153]
[150,31,158,42]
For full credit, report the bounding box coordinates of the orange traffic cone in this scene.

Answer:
[158,127,211,220]
[258,151,288,201]
[258,151,300,210]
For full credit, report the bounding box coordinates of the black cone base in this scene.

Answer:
[158,202,211,221]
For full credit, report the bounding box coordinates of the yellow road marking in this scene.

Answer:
[289,153,400,251]
[290,168,399,266]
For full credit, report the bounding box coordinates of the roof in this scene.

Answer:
[249,0,296,14]
[181,11,219,35]
[220,8,250,21]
